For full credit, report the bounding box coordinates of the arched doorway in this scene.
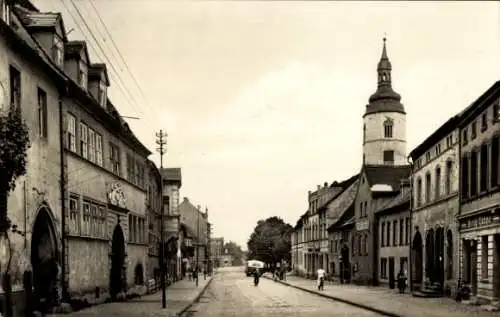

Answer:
[134,263,144,285]
[412,231,423,288]
[425,229,434,280]
[31,207,59,312]
[110,225,125,300]
[434,227,445,285]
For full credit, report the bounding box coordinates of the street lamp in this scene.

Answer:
[156,130,167,308]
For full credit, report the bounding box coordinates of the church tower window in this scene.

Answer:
[383,150,394,165]
[384,118,393,138]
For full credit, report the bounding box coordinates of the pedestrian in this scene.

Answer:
[317,268,326,291]
[397,269,406,294]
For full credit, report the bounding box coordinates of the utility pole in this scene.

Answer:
[156,130,167,308]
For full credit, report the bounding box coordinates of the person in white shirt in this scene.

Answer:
[317,268,326,291]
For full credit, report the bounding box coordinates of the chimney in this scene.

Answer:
[183,197,189,202]
[308,190,312,196]
[317,185,321,191]
[324,182,328,188]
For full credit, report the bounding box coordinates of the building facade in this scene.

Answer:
[458,81,500,303]
[146,160,162,282]
[63,41,151,303]
[161,168,182,280]
[0,1,68,315]
[376,180,410,289]
[326,177,359,282]
[210,237,224,268]
[409,115,461,297]
[178,197,209,271]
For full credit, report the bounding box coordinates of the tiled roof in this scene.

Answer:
[161,168,182,182]
[14,6,59,29]
[364,165,411,192]
[318,174,359,211]
[377,189,410,214]
[326,178,359,225]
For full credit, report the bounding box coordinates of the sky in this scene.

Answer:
[35,0,500,250]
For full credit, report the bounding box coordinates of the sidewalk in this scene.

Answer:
[263,273,499,317]
[48,276,213,317]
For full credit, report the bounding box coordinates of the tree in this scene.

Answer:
[223,241,244,266]
[247,216,293,265]
[0,106,30,232]
[0,105,31,317]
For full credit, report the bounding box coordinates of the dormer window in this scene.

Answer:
[52,35,64,67]
[78,61,88,89]
[98,81,106,107]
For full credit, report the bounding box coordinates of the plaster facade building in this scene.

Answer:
[210,237,224,268]
[146,160,162,282]
[458,81,500,303]
[409,115,461,297]
[0,1,68,315]
[376,180,410,289]
[62,39,151,303]
[161,168,182,280]
[326,177,359,283]
[352,38,411,285]
[178,197,209,271]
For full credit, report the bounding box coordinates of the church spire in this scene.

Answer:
[377,37,392,88]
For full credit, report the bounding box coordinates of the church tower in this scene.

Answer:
[362,38,407,166]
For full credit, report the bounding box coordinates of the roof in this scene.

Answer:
[364,164,411,192]
[377,189,411,214]
[317,174,359,212]
[161,168,182,184]
[409,115,461,160]
[326,178,359,225]
[89,63,110,85]
[459,80,500,127]
[16,10,59,28]
[328,215,355,232]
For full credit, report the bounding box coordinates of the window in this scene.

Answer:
[363,124,366,143]
[384,119,393,138]
[99,81,107,107]
[127,154,135,184]
[446,135,453,148]
[90,204,98,236]
[446,230,453,280]
[66,114,77,152]
[425,173,431,203]
[400,257,408,274]
[110,142,121,175]
[445,160,453,195]
[383,150,394,165]
[88,128,96,163]
[494,103,500,122]
[82,201,91,236]
[1,0,11,24]
[37,88,48,138]
[52,36,64,66]
[9,65,21,110]
[405,217,409,245]
[79,122,88,159]
[480,144,488,192]
[492,136,499,187]
[96,133,103,166]
[386,222,391,247]
[435,166,441,199]
[135,162,141,186]
[381,222,385,247]
[99,206,106,238]
[462,129,468,146]
[435,144,441,156]
[380,258,388,279]
[426,151,431,162]
[481,113,488,132]
[78,61,88,89]
[471,121,477,139]
[470,151,478,196]
[481,235,488,279]
[360,202,363,217]
[392,220,397,246]
[461,156,469,199]
[399,220,404,246]
[416,178,422,207]
[364,202,368,217]
[69,196,79,235]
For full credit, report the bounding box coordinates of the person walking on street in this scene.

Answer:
[317,268,326,291]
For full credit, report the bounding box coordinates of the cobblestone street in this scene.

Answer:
[181,267,381,316]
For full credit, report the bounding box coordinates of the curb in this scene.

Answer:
[263,276,401,317]
[176,275,214,317]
